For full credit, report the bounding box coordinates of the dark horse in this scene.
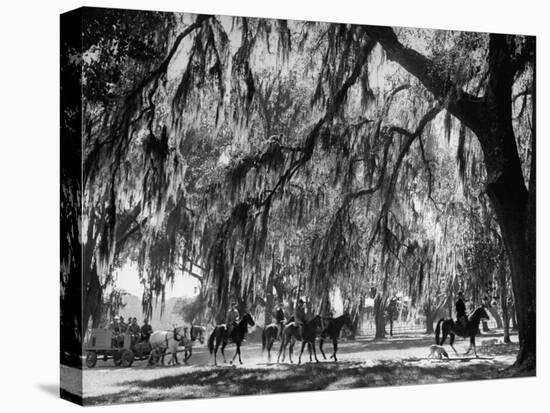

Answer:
[435,306,490,358]
[208,313,255,366]
[262,320,286,363]
[319,313,353,362]
[277,315,323,364]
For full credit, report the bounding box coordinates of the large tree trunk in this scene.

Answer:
[499,280,511,343]
[373,294,386,339]
[264,271,275,326]
[483,35,535,370]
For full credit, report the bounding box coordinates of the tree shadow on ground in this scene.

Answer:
[84,343,530,406]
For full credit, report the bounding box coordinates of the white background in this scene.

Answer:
[0,0,547,411]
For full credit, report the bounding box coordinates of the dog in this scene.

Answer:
[427,344,449,359]
[480,338,498,348]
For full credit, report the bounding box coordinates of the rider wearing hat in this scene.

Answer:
[226,301,240,341]
[294,298,306,340]
[455,291,467,328]
[274,301,286,339]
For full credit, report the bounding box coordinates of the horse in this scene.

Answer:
[277,315,323,364]
[319,313,353,362]
[207,313,255,366]
[262,318,287,363]
[435,306,490,358]
[181,324,206,364]
[148,326,188,366]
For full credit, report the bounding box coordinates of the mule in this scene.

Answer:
[148,326,187,366]
[435,306,490,358]
[277,315,323,364]
[181,324,206,364]
[319,313,353,362]
[207,313,255,366]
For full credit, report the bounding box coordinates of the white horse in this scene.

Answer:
[148,326,188,366]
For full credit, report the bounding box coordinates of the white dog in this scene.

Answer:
[427,344,449,359]
[480,338,498,348]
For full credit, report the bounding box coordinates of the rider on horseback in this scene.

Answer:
[294,298,306,340]
[455,291,468,329]
[274,301,286,339]
[226,301,240,341]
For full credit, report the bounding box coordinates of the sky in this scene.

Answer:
[114,262,201,299]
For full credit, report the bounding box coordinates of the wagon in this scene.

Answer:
[84,328,151,368]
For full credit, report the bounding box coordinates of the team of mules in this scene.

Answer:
[141,305,490,368]
[148,324,206,366]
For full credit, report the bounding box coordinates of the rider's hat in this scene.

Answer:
[298,298,304,304]
[458,290,464,296]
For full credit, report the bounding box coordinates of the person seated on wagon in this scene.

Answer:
[119,316,128,333]
[226,301,240,341]
[141,318,153,342]
[128,317,141,344]
[110,316,123,347]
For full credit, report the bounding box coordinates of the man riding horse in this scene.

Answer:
[226,301,240,341]
[293,298,306,340]
[455,291,467,330]
[274,301,286,339]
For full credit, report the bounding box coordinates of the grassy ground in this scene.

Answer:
[69,330,533,405]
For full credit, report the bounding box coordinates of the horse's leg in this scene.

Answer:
[298,340,307,364]
[267,339,273,363]
[471,336,479,358]
[213,340,219,366]
[221,340,227,363]
[308,342,312,362]
[230,342,239,365]
[312,340,319,363]
[319,338,327,360]
[277,336,285,363]
[238,343,243,365]
[449,333,459,356]
[332,338,338,362]
[440,330,447,346]
[289,338,295,364]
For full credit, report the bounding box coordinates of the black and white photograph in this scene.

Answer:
[58,5,538,406]
[3,1,548,411]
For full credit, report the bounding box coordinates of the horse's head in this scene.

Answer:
[173,326,188,344]
[191,325,206,344]
[478,305,490,321]
[243,313,255,327]
[342,312,354,331]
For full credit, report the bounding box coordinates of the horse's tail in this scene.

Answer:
[435,319,444,345]
[207,329,215,354]
[262,328,267,351]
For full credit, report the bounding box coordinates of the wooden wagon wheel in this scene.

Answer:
[120,349,134,367]
[85,351,97,368]
[113,351,122,366]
